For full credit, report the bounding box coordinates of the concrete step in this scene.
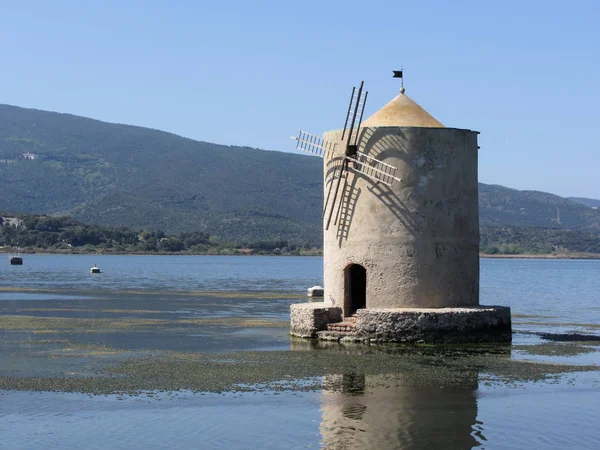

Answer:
[326,321,357,332]
[317,330,366,342]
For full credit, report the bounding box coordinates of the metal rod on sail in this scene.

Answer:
[333,176,348,226]
[325,159,347,230]
[322,162,340,219]
[345,81,363,154]
[341,87,356,141]
[352,91,368,146]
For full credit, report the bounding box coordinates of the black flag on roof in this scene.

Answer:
[393,70,403,78]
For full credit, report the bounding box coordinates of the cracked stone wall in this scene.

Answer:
[354,307,512,343]
[323,126,479,313]
[290,303,343,338]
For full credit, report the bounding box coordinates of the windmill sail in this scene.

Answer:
[292,81,403,233]
[292,130,336,159]
[325,159,348,230]
[323,81,368,230]
[341,82,368,154]
[323,161,341,218]
[347,152,402,187]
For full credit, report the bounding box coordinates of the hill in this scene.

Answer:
[1,104,599,246]
[0,104,322,245]
[569,197,600,209]
[480,225,600,255]
[479,184,600,231]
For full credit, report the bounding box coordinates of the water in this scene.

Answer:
[0,254,322,293]
[482,259,600,331]
[1,255,599,449]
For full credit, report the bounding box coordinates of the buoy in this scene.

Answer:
[307,285,324,297]
[90,264,101,274]
[9,248,23,265]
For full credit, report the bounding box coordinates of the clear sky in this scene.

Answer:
[1,0,598,198]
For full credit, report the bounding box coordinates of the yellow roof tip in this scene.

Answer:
[361,92,444,128]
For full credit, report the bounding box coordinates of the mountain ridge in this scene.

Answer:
[1,103,599,245]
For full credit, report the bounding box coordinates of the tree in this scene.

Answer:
[159,237,184,252]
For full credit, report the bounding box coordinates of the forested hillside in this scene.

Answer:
[480,225,600,255]
[0,104,322,245]
[0,212,307,254]
[1,104,599,249]
[479,184,600,231]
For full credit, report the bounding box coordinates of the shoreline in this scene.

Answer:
[0,249,322,257]
[479,253,600,260]
[2,249,599,259]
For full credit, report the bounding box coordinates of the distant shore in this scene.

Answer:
[479,253,600,260]
[0,248,322,257]
[2,248,599,259]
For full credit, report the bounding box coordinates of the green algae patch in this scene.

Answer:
[0,287,67,293]
[514,342,599,357]
[512,314,556,319]
[176,318,287,327]
[0,286,304,300]
[516,321,600,330]
[15,308,165,315]
[55,343,121,356]
[0,338,71,345]
[1,345,599,395]
[107,290,304,300]
[0,315,170,330]
[0,315,287,332]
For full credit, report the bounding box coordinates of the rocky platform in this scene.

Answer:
[290,304,511,344]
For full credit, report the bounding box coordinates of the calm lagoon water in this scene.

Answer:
[1,255,599,449]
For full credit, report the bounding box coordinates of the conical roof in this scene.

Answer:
[361,89,444,128]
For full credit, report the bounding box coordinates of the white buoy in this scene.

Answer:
[90,264,101,274]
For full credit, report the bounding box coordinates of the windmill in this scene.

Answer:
[292,81,403,230]
[289,75,512,344]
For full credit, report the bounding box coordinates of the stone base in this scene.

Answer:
[318,306,512,344]
[290,303,342,338]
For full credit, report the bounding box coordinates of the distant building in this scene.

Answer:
[22,152,37,160]
[1,217,22,227]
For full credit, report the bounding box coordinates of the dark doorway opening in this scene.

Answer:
[344,264,366,317]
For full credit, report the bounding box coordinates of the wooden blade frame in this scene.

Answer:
[325,159,348,230]
[346,152,403,187]
[293,81,403,233]
[323,162,340,219]
[292,130,336,159]
[341,82,368,156]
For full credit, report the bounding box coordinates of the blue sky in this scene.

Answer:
[1,0,599,198]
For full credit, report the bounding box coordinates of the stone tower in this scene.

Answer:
[290,80,511,343]
[323,88,479,316]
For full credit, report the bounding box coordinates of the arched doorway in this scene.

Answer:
[344,264,366,317]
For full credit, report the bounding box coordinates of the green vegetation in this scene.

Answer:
[3,210,598,256]
[479,184,600,231]
[0,212,319,255]
[2,344,598,395]
[481,225,600,255]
